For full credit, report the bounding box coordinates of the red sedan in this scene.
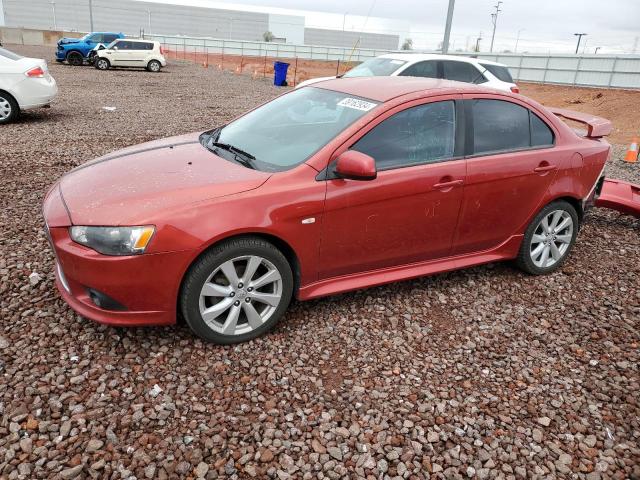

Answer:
[43,77,612,344]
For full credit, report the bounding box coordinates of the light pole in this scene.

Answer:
[574,33,587,54]
[147,9,151,34]
[342,12,348,46]
[88,0,94,31]
[514,28,524,52]
[442,0,455,54]
[50,0,57,30]
[475,31,483,52]
[489,1,502,53]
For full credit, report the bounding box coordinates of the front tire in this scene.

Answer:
[66,51,83,66]
[516,200,579,275]
[147,60,161,72]
[0,92,19,124]
[95,58,110,70]
[180,237,294,344]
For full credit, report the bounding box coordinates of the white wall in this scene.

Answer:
[268,14,303,44]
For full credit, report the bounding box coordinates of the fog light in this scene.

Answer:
[87,288,127,311]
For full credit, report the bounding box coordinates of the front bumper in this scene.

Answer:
[48,226,193,326]
[43,185,195,327]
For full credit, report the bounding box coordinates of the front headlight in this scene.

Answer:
[69,226,155,256]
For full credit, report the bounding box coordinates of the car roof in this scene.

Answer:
[313,76,508,103]
[378,52,507,67]
[115,38,155,43]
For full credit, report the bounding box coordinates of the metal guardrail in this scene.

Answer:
[145,33,640,90]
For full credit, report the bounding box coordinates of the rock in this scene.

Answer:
[29,272,41,285]
[260,449,275,463]
[537,416,551,427]
[327,446,342,461]
[427,431,439,443]
[86,439,104,452]
[311,439,326,454]
[60,465,84,479]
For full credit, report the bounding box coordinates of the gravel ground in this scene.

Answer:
[1,46,639,480]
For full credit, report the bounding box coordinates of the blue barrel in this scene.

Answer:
[273,61,290,86]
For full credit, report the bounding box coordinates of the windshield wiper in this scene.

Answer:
[208,141,257,169]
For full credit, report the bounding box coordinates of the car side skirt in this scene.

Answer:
[298,235,523,300]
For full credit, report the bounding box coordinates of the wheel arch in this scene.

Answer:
[65,49,83,57]
[547,195,584,223]
[176,231,302,319]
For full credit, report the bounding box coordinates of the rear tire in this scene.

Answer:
[516,200,579,275]
[66,51,83,66]
[180,237,293,344]
[95,58,110,70]
[0,91,19,124]
[147,60,161,72]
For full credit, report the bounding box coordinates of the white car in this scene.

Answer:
[95,39,166,72]
[0,47,58,124]
[296,53,519,93]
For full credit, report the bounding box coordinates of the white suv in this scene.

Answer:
[296,53,519,93]
[95,39,166,72]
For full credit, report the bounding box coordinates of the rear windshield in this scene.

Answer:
[479,63,514,83]
[343,58,407,78]
[0,47,23,61]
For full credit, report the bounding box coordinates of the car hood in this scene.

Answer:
[59,132,271,226]
[58,37,83,45]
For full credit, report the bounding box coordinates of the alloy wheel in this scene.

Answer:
[0,97,11,120]
[198,255,283,336]
[149,61,160,72]
[529,209,574,268]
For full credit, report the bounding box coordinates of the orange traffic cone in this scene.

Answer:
[624,136,639,163]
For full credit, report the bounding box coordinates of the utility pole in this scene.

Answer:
[573,33,587,54]
[475,31,483,52]
[441,0,455,54]
[88,0,94,31]
[147,9,151,34]
[514,28,524,52]
[632,36,638,54]
[594,47,601,54]
[489,1,502,53]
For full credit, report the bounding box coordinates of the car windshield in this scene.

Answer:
[342,58,407,78]
[203,87,379,172]
[479,63,514,83]
[0,47,23,61]
[106,40,119,49]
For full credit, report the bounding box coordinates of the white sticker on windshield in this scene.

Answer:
[337,97,377,112]
[390,60,404,64]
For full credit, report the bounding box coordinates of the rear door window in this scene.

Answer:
[351,100,456,170]
[116,41,132,50]
[398,61,438,78]
[442,60,485,84]
[472,99,530,154]
[479,63,514,83]
[471,99,555,154]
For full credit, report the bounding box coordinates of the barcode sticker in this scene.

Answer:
[337,97,377,112]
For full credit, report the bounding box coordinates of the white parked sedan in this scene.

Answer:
[94,39,167,72]
[0,47,58,124]
[296,53,519,93]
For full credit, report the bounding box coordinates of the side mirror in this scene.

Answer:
[335,150,377,181]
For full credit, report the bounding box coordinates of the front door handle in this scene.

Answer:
[433,179,464,189]
[533,164,557,173]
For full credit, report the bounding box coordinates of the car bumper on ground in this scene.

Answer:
[595,178,640,218]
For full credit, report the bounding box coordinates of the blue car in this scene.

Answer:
[56,32,125,66]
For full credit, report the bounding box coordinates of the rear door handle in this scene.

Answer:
[533,164,557,173]
[433,179,464,189]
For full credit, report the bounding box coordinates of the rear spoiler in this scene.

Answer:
[548,107,612,138]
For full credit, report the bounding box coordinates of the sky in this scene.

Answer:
[146,0,640,53]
